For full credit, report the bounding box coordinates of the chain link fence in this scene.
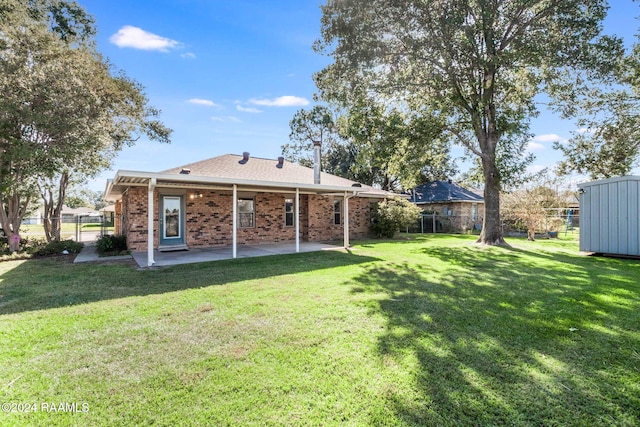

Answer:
[19,214,117,243]
[406,213,482,234]
[406,211,579,236]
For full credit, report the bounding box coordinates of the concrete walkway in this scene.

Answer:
[73,243,133,264]
[75,242,344,268]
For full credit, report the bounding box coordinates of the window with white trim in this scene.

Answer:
[285,198,294,227]
[238,198,255,228]
[334,199,342,225]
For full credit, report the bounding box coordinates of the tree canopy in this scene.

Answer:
[0,0,171,248]
[314,0,621,245]
[552,36,640,180]
[283,104,456,191]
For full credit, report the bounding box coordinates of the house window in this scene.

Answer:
[285,198,294,227]
[334,199,342,225]
[472,203,478,222]
[238,198,255,228]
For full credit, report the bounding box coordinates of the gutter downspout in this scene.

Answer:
[147,178,156,267]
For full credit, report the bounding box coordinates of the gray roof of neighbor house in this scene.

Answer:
[105,154,394,201]
[61,205,100,216]
[409,180,484,204]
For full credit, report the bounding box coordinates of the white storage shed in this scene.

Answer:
[578,176,640,256]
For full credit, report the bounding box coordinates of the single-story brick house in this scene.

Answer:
[104,152,393,266]
[408,180,484,232]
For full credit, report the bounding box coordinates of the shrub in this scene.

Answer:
[371,197,423,238]
[96,234,127,254]
[34,239,84,256]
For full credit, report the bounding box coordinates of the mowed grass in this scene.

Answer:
[0,235,639,426]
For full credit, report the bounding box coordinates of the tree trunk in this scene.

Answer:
[41,172,69,242]
[476,153,507,246]
[0,192,30,252]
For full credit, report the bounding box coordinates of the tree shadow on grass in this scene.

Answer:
[0,250,379,315]
[348,244,640,426]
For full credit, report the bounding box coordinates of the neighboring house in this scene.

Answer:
[104,152,393,266]
[22,209,43,225]
[60,205,101,223]
[101,204,116,227]
[408,180,484,232]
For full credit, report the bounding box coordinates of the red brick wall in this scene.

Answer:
[122,187,159,251]
[349,197,374,238]
[122,188,374,252]
[114,201,123,234]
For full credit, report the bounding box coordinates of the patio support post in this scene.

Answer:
[295,187,300,252]
[232,184,237,259]
[147,178,156,267]
[343,191,350,249]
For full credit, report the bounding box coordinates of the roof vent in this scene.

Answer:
[351,183,362,187]
[239,152,250,165]
[180,168,191,175]
[276,156,284,169]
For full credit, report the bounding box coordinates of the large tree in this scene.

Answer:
[282,105,343,169]
[0,0,171,248]
[314,0,620,245]
[339,101,456,190]
[553,37,640,180]
[284,104,456,191]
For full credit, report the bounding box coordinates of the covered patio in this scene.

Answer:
[105,154,393,267]
[130,241,345,268]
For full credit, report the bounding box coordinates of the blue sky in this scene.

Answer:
[83,0,640,191]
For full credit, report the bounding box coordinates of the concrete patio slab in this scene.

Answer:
[131,242,345,268]
[74,243,133,264]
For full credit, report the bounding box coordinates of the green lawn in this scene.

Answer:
[1,235,638,426]
[20,223,113,236]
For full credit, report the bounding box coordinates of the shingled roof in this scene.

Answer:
[410,180,484,204]
[106,153,394,201]
[162,154,361,188]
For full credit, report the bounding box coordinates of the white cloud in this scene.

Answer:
[248,95,309,107]
[109,26,180,52]
[188,98,219,107]
[532,134,566,143]
[181,52,196,59]
[236,105,262,113]
[526,141,546,152]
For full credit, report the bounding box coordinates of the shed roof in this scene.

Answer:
[410,181,484,204]
[577,175,640,189]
